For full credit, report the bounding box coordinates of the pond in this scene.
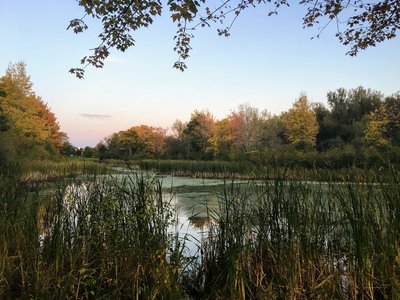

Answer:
[105,172,334,255]
[155,174,327,256]
[61,173,240,256]
[62,171,381,258]
[158,175,241,256]
[25,170,400,298]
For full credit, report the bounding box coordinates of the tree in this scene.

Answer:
[82,146,94,158]
[132,125,166,156]
[283,96,318,149]
[2,62,32,95]
[210,118,233,159]
[365,104,390,147]
[325,87,383,146]
[258,114,286,150]
[104,131,137,158]
[69,0,400,78]
[364,93,400,148]
[60,142,77,156]
[102,125,166,159]
[182,110,214,159]
[163,119,188,158]
[313,102,335,150]
[60,133,78,156]
[171,119,186,140]
[96,142,107,161]
[229,104,264,154]
[384,92,400,146]
[0,62,63,152]
[0,105,9,133]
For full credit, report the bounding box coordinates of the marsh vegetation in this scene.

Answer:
[1,162,400,299]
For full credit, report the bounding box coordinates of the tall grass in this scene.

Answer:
[0,168,186,298]
[1,164,400,299]
[137,158,387,182]
[138,159,252,178]
[0,166,41,298]
[186,167,400,299]
[19,159,109,181]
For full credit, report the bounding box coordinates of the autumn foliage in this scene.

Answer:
[95,87,400,163]
[2,62,399,167]
[282,96,318,149]
[0,63,63,163]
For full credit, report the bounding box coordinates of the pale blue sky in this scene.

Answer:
[1,0,399,147]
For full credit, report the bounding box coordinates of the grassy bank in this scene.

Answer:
[1,164,400,298]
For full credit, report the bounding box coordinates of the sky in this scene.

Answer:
[1,1,399,147]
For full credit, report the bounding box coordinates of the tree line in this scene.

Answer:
[77,88,400,164]
[1,63,399,168]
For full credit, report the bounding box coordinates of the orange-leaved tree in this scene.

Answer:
[0,62,63,151]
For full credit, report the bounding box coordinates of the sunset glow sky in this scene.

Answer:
[1,1,399,147]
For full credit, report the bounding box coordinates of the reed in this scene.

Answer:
[0,168,186,299]
[186,167,400,299]
[1,163,399,299]
[138,159,252,178]
[19,159,109,181]
[0,166,41,299]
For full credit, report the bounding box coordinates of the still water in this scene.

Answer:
[70,172,332,255]
[157,175,239,256]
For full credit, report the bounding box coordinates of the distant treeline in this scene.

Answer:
[71,88,400,168]
[1,63,399,169]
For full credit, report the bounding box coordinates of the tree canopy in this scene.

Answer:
[104,125,166,159]
[89,86,399,163]
[0,63,63,163]
[283,96,318,149]
[69,0,400,78]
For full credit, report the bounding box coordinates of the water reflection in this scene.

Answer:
[188,216,211,229]
[164,191,220,256]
